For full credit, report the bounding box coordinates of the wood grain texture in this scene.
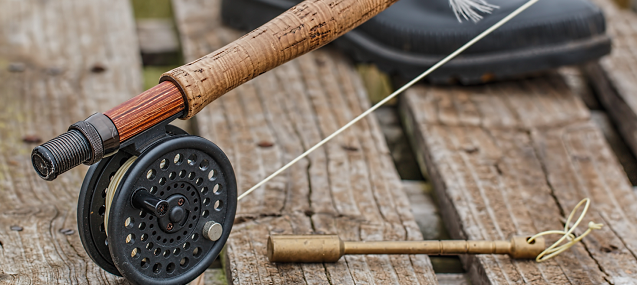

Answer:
[137,19,180,54]
[0,0,141,283]
[163,0,399,119]
[105,81,184,141]
[171,0,438,283]
[585,0,637,159]
[401,73,637,284]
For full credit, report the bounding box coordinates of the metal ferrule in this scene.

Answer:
[85,113,120,157]
[31,113,120,181]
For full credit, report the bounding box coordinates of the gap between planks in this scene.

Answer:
[400,72,637,284]
[170,0,440,283]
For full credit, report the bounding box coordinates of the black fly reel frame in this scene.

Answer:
[76,113,237,284]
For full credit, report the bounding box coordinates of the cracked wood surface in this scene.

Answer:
[585,0,637,160]
[0,0,142,283]
[401,73,637,284]
[171,0,438,284]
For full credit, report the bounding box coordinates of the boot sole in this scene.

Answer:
[221,0,612,84]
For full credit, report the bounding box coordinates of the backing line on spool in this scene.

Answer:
[104,156,137,236]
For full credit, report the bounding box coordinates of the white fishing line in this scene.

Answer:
[238,0,539,201]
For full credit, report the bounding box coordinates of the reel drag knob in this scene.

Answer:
[80,134,237,285]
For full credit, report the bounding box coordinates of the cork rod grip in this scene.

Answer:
[161,0,399,119]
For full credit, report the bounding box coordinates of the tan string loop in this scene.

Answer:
[528,198,603,262]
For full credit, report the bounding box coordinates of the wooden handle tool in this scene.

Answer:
[267,235,546,263]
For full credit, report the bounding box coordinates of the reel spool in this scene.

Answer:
[77,123,237,284]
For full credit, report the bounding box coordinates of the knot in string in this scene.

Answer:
[528,198,603,262]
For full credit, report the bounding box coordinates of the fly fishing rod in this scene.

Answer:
[30,0,538,284]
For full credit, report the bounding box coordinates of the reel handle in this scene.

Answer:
[132,189,169,218]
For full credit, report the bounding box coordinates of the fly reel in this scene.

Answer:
[77,118,237,284]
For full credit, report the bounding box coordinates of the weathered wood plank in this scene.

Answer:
[585,0,637,161]
[0,0,142,283]
[401,72,637,284]
[560,67,637,185]
[170,0,438,283]
[136,19,179,54]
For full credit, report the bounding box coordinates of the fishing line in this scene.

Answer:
[104,156,137,235]
[529,198,603,262]
[238,0,539,201]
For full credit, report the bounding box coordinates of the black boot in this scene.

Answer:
[221,0,610,84]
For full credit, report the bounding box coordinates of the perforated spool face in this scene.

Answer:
[107,136,236,284]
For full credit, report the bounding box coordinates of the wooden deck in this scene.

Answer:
[2,0,637,284]
[0,0,140,283]
[586,0,637,160]
[171,0,438,283]
[400,73,637,284]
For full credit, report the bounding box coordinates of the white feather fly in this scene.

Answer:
[449,0,500,22]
